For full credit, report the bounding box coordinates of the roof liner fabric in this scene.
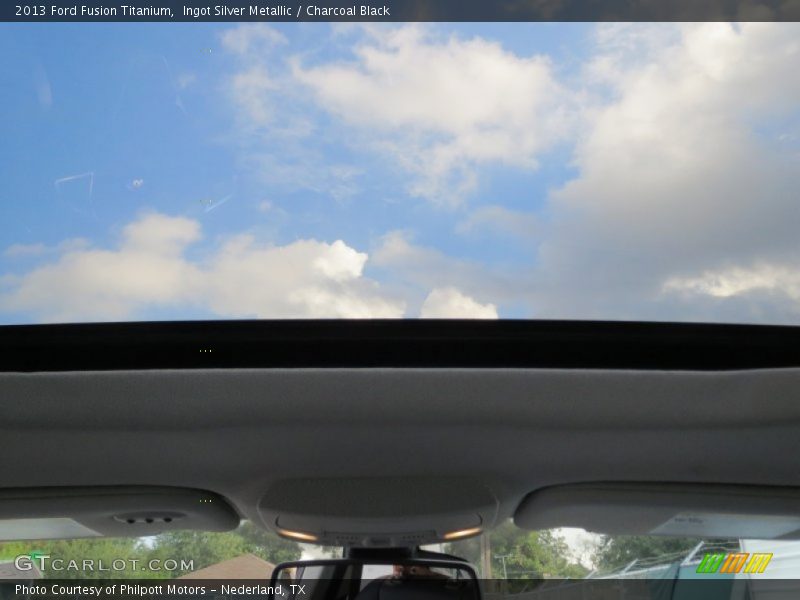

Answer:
[2,368,800,541]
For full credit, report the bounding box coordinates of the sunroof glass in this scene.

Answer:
[2,22,799,324]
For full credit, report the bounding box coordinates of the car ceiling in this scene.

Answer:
[2,369,800,543]
[2,321,800,546]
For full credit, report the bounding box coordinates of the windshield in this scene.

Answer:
[2,22,799,324]
[2,524,797,580]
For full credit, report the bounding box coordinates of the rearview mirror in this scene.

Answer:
[269,557,481,600]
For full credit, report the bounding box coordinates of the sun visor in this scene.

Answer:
[515,483,800,540]
[0,486,239,541]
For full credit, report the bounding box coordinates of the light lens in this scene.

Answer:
[443,526,482,540]
[277,528,318,542]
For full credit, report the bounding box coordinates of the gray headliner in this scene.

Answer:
[2,368,800,542]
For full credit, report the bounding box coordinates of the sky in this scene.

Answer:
[1,21,799,324]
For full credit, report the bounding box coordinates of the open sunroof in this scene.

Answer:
[1,22,799,326]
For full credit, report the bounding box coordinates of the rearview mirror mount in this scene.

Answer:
[269,551,480,600]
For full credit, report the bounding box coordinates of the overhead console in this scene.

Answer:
[259,477,499,547]
[515,482,800,539]
[0,486,240,541]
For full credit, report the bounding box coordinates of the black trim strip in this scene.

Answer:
[1,319,800,372]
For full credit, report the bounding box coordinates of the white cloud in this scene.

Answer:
[456,205,537,239]
[0,214,203,320]
[229,66,279,127]
[528,23,800,321]
[360,23,800,323]
[245,153,363,201]
[3,243,48,258]
[0,213,404,322]
[219,23,287,56]
[371,231,515,313]
[219,23,366,200]
[123,212,201,254]
[176,73,196,90]
[293,25,569,205]
[664,264,800,304]
[420,287,498,319]
[34,64,53,110]
[202,235,403,318]
[312,240,366,282]
[220,24,289,130]
[372,231,488,290]
[206,23,800,324]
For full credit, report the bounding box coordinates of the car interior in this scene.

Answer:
[3,7,800,599]
[2,320,800,595]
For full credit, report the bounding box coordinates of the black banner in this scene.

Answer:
[4,0,800,22]
[3,579,800,600]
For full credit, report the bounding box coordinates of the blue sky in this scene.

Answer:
[1,22,799,323]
